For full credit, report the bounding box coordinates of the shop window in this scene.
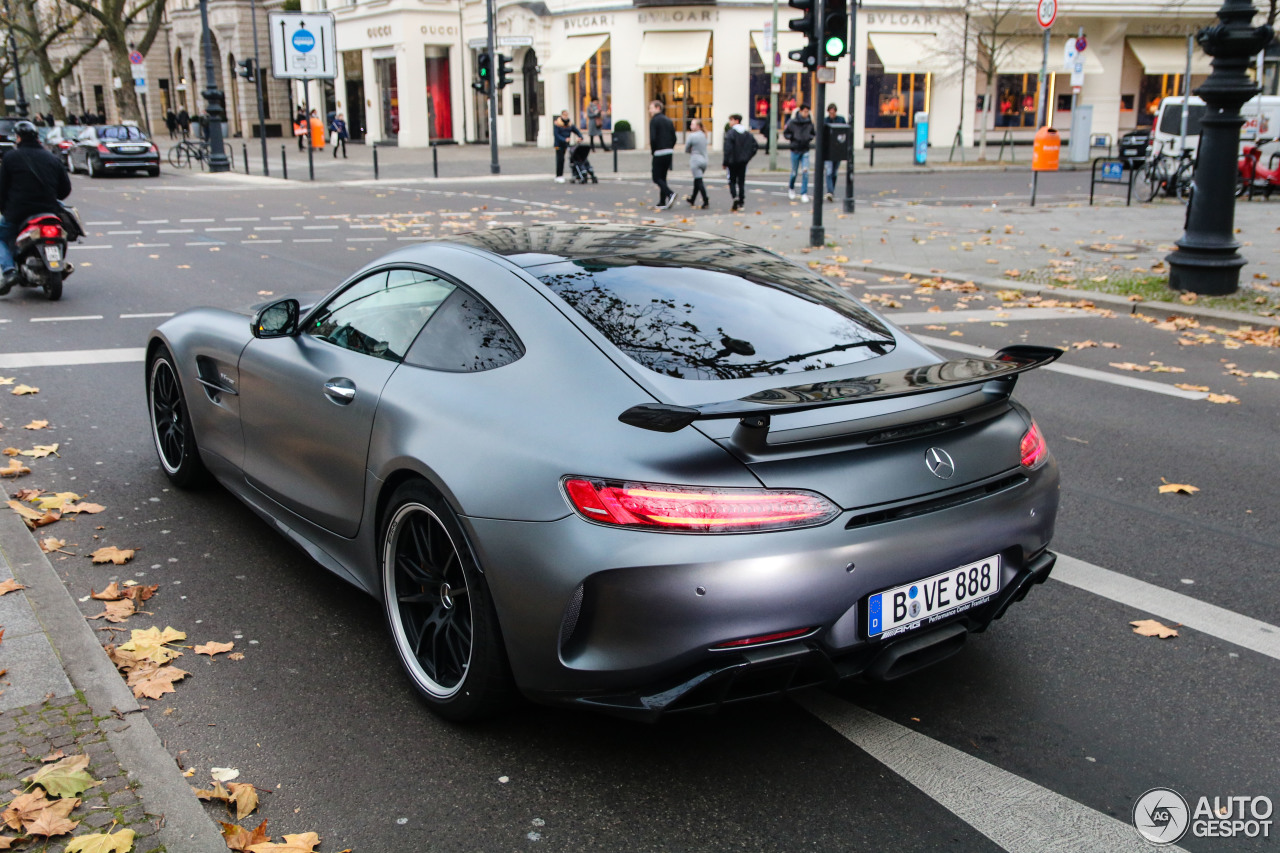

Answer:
[1056,94,1072,112]
[573,40,611,131]
[1138,74,1185,126]
[1121,94,1136,112]
[646,39,712,138]
[749,43,810,135]
[865,49,927,130]
[993,74,1042,128]
[425,47,452,140]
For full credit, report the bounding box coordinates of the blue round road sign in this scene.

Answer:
[292,29,316,53]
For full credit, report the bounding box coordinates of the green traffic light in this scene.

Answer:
[825,36,845,57]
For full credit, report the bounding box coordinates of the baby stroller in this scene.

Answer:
[569,144,598,184]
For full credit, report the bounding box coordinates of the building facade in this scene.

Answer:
[294,0,1280,152]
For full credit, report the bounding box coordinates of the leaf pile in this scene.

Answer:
[0,754,104,844]
[106,627,190,700]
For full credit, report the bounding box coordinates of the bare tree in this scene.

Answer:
[11,0,103,122]
[61,0,167,123]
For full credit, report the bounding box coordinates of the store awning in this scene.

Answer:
[867,32,942,75]
[1128,38,1213,76]
[636,31,712,74]
[1002,38,1105,75]
[542,34,609,74]
[751,31,806,75]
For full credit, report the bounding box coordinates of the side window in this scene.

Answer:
[307,268,455,363]
[404,287,524,372]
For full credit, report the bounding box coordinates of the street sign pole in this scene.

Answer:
[1032,0,1055,207]
[304,78,314,181]
[250,0,270,176]
[844,0,859,212]
[486,0,500,174]
[769,0,780,172]
[199,0,231,172]
[808,0,826,247]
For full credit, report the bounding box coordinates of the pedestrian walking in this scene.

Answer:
[164,110,177,139]
[722,113,759,212]
[552,110,583,183]
[177,108,191,138]
[823,103,845,201]
[684,118,709,209]
[330,114,349,158]
[294,108,307,150]
[784,104,814,203]
[586,98,608,151]
[649,100,677,209]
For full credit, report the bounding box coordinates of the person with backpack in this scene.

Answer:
[0,121,72,294]
[784,104,815,202]
[722,113,758,213]
[823,103,846,201]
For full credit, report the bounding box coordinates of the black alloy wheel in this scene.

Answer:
[147,347,206,487]
[381,481,511,721]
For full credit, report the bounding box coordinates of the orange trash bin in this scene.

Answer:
[1032,126,1060,172]
[310,117,326,150]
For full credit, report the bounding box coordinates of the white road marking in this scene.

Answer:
[397,236,421,241]
[120,313,175,319]
[225,217,261,222]
[349,224,385,229]
[107,230,142,235]
[294,238,333,243]
[29,316,103,323]
[186,241,224,246]
[895,308,1087,324]
[302,225,339,230]
[205,227,242,232]
[77,245,114,250]
[180,218,215,223]
[799,692,1189,853]
[245,239,282,244]
[137,219,169,224]
[253,226,294,231]
[1053,555,1280,662]
[271,215,306,220]
[0,348,146,368]
[86,220,122,225]
[347,237,387,242]
[128,243,170,248]
[912,336,1209,401]
[156,228,195,234]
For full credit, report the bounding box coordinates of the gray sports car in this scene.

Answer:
[146,224,1061,721]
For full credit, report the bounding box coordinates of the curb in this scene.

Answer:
[843,260,1280,331]
[0,510,227,852]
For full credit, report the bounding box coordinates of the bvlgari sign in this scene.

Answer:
[635,0,714,8]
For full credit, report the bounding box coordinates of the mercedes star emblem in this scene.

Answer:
[926,447,956,479]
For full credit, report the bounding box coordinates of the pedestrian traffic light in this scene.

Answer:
[497,53,514,89]
[787,0,819,70]
[472,52,492,95]
[237,58,256,81]
[823,0,848,61]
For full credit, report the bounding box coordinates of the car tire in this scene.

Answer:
[380,480,513,721]
[86,156,97,178]
[146,346,207,488]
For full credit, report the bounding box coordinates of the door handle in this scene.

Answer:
[324,379,356,403]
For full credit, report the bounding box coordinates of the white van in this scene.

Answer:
[1152,95,1280,156]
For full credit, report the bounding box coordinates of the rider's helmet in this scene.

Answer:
[14,121,38,143]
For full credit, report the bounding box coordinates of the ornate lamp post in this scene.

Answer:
[198,0,230,172]
[1166,0,1272,295]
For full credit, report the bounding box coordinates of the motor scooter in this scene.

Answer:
[1237,139,1280,199]
[2,205,82,301]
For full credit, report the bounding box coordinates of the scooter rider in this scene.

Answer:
[0,120,72,294]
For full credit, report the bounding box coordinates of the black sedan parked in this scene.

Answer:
[68,125,160,177]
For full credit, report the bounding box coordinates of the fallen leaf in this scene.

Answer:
[22,420,48,430]
[0,580,23,596]
[10,385,38,396]
[41,750,65,763]
[1175,383,1210,392]
[1158,480,1199,495]
[87,599,136,623]
[22,798,78,836]
[1131,619,1179,639]
[1206,393,1241,404]
[248,832,322,853]
[64,501,105,514]
[13,488,42,501]
[0,460,30,478]
[0,377,12,385]
[195,641,234,657]
[129,664,189,699]
[1109,362,1152,373]
[2,790,51,830]
[228,652,245,661]
[1071,340,1098,350]
[223,820,270,852]
[194,780,231,803]
[211,767,241,783]
[229,782,260,820]
[18,444,59,458]
[90,546,135,565]
[31,492,80,511]
[6,501,58,528]
[119,626,187,665]
[91,583,124,601]
[63,829,136,853]
[1252,370,1279,379]
[39,537,66,553]
[25,754,98,798]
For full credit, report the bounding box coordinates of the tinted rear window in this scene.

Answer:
[1159,104,1206,137]
[98,126,147,140]
[534,255,893,381]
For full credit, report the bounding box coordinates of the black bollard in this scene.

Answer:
[281,145,287,180]
[242,143,249,174]
[432,144,438,178]
[373,144,379,180]
[869,135,876,168]
[613,147,618,173]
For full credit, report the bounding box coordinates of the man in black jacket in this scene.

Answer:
[722,113,759,212]
[648,100,677,209]
[783,104,815,202]
[0,121,72,293]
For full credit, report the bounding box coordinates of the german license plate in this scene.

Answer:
[118,146,145,154]
[42,245,62,263]
[867,555,1001,638]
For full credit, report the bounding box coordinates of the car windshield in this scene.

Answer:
[534,252,894,381]
[97,126,147,140]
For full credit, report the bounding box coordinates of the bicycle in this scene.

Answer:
[1139,146,1195,203]
[168,137,210,170]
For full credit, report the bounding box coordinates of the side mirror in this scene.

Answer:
[252,298,300,339]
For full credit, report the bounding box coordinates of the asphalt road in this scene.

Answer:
[1,167,1276,852]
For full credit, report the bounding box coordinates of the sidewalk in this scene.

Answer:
[0,510,226,851]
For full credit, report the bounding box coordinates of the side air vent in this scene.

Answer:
[559,583,585,652]
[846,474,1027,530]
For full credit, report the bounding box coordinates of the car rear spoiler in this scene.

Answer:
[618,345,1064,434]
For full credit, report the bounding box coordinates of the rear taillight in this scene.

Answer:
[58,141,72,149]
[562,478,840,533]
[97,143,110,154]
[713,628,816,649]
[1020,421,1048,469]
[39,225,61,239]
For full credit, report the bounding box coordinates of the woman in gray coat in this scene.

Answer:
[684,118,710,208]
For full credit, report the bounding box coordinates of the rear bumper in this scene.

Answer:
[101,157,159,169]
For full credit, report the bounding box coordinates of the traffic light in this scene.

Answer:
[497,53,514,89]
[237,58,256,81]
[823,0,848,61]
[472,52,492,95]
[787,0,819,70]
